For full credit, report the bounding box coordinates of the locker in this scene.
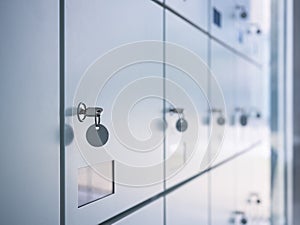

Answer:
[165,11,209,187]
[211,0,265,63]
[233,0,252,55]
[235,145,271,224]
[211,160,237,225]
[245,64,267,146]
[235,57,265,151]
[65,1,164,224]
[211,0,237,48]
[235,56,251,151]
[0,1,274,225]
[0,1,60,224]
[211,100,270,225]
[114,200,164,225]
[234,0,265,62]
[210,40,237,164]
[252,60,269,149]
[166,175,209,225]
[165,0,208,31]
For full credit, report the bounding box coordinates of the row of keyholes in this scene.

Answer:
[207,107,261,127]
[165,106,261,131]
[75,102,261,147]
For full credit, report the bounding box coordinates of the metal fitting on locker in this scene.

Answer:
[229,211,248,225]
[77,102,109,147]
[234,107,248,126]
[169,107,188,132]
[235,4,248,20]
[211,108,226,126]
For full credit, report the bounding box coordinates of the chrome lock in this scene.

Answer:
[77,102,109,147]
[247,192,261,205]
[169,108,188,132]
[235,5,248,19]
[211,108,226,126]
[234,107,248,126]
[234,107,261,127]
[240,114,248,126]
[229,211,248,225]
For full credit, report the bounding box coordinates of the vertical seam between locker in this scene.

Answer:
[59,0,65,224]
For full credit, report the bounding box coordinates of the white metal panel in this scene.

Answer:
[235,56,250,150]
[246,64,267,146]
[211,0,264,61]
[210,40,236,164]
[65,1,164,224]
[166,175,208,225]
[0,0,60,225]
[211,0,237,48]
[235,146,271,224]
[211,161,237,225]
[235,57,263,150]
[165,11,209,187]
[234,0,266,63]
[166,0,208,31]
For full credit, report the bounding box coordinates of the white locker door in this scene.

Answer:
[65,1,164,224]
[114,200,164,225]
[235,64,271,225]
[211,0,237,48]
[211,161,237,225]
[166,175,209,225]
[165,11,209,187]
[246,64,269,148]
[235,146,271,225]
[164,11,209,225]
[210,40,236,165]
[235,57,257,151]
[234,0,266,63]
[0,1,60,225]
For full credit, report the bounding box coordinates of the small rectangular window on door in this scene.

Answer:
[78,161,114,207]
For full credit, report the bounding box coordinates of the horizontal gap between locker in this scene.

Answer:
[98,140,262,225]
[151,0,263,69]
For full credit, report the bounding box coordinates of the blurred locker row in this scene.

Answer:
[64,0,271,224]
[0,0,271,224]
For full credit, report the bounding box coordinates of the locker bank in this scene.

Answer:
[0,0,298,225]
